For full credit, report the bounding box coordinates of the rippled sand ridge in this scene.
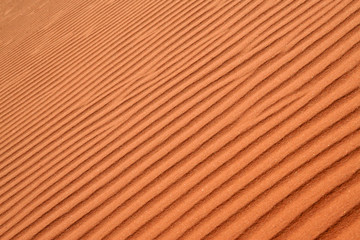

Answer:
[1,0,360,239]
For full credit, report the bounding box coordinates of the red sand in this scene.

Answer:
[1,0,360,239]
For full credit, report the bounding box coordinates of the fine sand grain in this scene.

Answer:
[1,0,360,239]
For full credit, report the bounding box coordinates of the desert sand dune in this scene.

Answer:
[1,0,360,239]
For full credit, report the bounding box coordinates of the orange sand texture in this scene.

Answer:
[1,0,360,239]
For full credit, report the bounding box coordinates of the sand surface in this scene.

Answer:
[1,0,360,239]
